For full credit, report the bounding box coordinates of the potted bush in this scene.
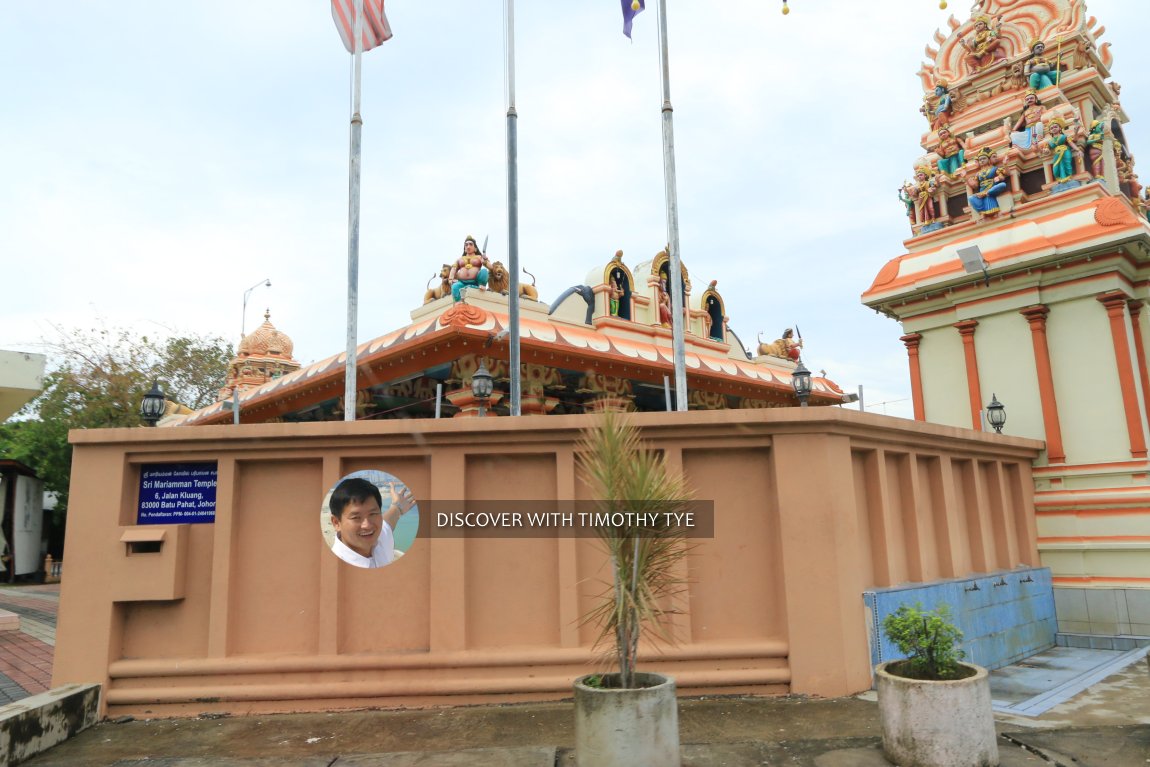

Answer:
[875,603,999,767]
[572,412,693,767]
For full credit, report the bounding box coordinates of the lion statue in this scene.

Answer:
[520,268,539,301]
[488,261,510,294]
[488,262,540,301]
[423,264,452,305]
[756,329,802,361]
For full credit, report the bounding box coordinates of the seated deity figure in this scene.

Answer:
[960,15,1006,72]
[1010,91,1045,151]
[967,148,1010,217]
[1025,39,1059,90]
[1044,117,1076,183]
[449,235,490,302]
[935,125,967,177]
[1085,120,1106,178]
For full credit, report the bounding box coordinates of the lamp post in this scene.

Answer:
[472,360,494,417]
[235,278,271,425]
[241,278,272,339]
[986,393,1006,433]
[140,380,166,427]
[792,360,812,408]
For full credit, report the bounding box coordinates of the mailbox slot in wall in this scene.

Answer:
[120,527,166,556]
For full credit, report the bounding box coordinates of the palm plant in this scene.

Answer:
[576,411,694,689]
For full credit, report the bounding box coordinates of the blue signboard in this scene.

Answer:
[138,462,218,524]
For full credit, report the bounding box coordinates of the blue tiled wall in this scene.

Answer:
[863,567,1056,671]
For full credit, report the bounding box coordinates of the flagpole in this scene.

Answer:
[656,0,688,411]
[505,0,522,416]
[344,0,365,422]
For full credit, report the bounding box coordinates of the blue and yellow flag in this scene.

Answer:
[621,0,645,39]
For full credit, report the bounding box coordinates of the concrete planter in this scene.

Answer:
[573,672,680,767]
[876,660,999,767]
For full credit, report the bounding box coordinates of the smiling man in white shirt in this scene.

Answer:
[328,477,415,568]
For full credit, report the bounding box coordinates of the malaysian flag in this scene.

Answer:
[331,0,392,53]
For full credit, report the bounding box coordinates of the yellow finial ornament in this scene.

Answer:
[940,1,947,8]
[631,0,640,10]
[782,0,789,15]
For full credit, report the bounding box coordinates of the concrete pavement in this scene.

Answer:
[5,582,1149,766]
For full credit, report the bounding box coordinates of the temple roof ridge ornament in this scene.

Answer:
[916,0,1106,91]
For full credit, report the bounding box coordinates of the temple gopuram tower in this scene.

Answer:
[863,0,1150,636]
[218,310,301,402]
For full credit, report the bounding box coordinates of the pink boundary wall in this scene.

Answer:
[53,409,1043,717]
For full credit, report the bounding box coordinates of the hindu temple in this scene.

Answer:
[864,0,1150,636]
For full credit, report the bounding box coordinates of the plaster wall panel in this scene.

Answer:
[121,523,215,660]
[338,457,432,654]
[1046,297,1130,464]
[681,448,783,643]
[229,459,324,656]
[917,326,970,428]
[973,311,1044,442]
[463,453,560,649]
[850,451,877,589]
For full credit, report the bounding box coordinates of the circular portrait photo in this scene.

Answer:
[320,470,419,568]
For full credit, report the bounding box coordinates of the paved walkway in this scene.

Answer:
[4,582,1150,765]
[0,583,58,704]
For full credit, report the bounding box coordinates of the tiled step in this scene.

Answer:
[0,610,19,632]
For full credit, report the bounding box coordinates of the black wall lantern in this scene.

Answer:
[140,380,167,427]
[792,360,812,408]
[471,360,494,417]
[986,393,1006,433]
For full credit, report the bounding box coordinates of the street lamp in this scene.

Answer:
[791,360,812,408]
[471,360,494,417]
[242,278,272,339]
[986,393,1006,433]
[140,380,166,427]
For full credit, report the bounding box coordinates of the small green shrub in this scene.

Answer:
[882,603,968,680]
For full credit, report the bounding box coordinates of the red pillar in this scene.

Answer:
[954,320,983,431]
[900,333,925,421]
[1020,305,1066,463]
[1098,291,1148,459]
[1127,300,1150,436]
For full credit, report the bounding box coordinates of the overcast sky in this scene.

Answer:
[3,1,1147,419]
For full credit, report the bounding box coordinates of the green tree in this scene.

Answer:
[2,325,232,518]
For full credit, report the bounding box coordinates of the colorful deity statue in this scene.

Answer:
[1085,120,1106,178]
[931,81,954,128]
[967,147,1009,217]
[1010,90,1045,151]
[1025,39,1059,90]
[608,274,623,316]
[935,125,967,177]
[1045,117,1076,183]
[913,166,939,224]
[898,182,917,223]
[657,277,673,327]
[1118,151,1143,200]
[449,235,490,302]
[960,15,1006,73]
